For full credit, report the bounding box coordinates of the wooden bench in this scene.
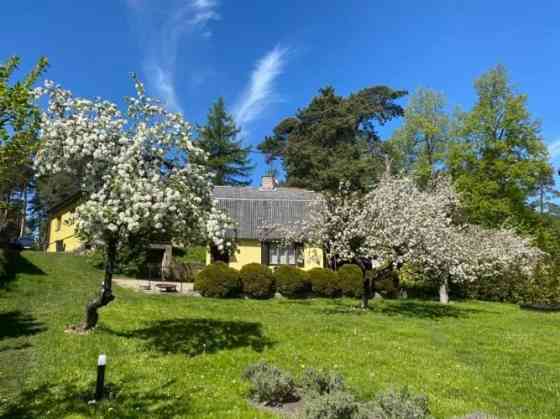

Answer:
[155,283,178,293]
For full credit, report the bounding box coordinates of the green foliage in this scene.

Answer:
[337,264,363,298]
[0,56,48,242]
[389,88,449,188]
[239,263,275,299]
[243,361,298,404]
[361,386,433,419]
[274,265,310,298]
[194,97,253,186]
[463,263,560,305]
[448,65,552,228]
[86,236,156,279]
[300,368,346,396]
[525,262,560,305]
[194,261,240,298]
[173,246,206,264]
[258,85,406,192]
[308,267,340,297]
[374,275,399,299]
[304,390,359,419]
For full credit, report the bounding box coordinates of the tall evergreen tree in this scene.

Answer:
[195,98,253,186]
[448,65,553,227]
[258,85,406,192]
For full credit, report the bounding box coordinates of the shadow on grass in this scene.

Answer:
[0,250,46,289]
[105,317,274,356]
[320,299,483,319]
[0,311,46,341]
[0,379,190,419]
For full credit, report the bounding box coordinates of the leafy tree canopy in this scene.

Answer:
[0,55,48,240]
[258,85,407,192]
[389,87,450,188]
[195,97,253,186]
[448,65,553,228]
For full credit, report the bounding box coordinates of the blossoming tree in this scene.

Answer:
[275,172,542,307]
[36,78,233,330]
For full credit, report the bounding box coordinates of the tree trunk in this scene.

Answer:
[439,278,449,304]
[19,186,28,239]
[354,258,370,309]
[82,238,117,330]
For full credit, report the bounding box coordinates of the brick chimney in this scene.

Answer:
[260,174,277,190]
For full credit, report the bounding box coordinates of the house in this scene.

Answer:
[208,175,324,270]
[46,193,82,252]
[45,174,324,271]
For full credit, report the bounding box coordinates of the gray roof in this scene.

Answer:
[212,186,320,240]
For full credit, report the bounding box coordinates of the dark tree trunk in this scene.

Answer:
[354,258,370,309]
[82,238,117,330]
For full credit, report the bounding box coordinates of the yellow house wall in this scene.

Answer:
[228,239,262,270]
[47,206,83,252]
[207,240,324,271]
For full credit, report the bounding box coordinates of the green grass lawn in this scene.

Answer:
[1,251,559,418]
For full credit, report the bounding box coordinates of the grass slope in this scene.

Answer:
[1,251,559,418]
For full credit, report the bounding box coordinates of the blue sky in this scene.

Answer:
[3,0,560,185]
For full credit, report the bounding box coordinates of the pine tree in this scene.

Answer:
[196,98,253,186]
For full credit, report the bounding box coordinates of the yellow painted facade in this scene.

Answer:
[47,204,82,252]
[207,239,324,271]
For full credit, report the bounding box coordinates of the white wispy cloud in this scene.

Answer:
[125,0,220,114]
[234,45,290,128]
[547,138,560,161]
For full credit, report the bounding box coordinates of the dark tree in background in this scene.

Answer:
[258,85,406,192]
[195,97,253,186]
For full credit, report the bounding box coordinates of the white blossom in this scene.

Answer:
[35,77,234,250]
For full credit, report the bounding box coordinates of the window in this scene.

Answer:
[55,216,62,231]
[266,243,303,267]
[55,240,64,252]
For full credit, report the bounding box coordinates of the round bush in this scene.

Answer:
[337,264,363,298]
[194,262,240,298]
[274,265,310,298]
[374,277,399,299]
[240,263,275,299]
[308,267,340,297]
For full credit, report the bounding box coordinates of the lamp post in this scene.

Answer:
[95,353,107,401]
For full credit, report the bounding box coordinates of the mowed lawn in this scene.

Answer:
[1,252,559,418]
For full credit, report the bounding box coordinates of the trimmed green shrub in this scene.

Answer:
[240,263,275,299]
[194,262,240,298]
[304,390,359,419]
[374,275,399,299]
[300,368,345,396]
[337,264,363,298]
[308,267,340,297]
[274,265,310,298]
[243,361,298,405]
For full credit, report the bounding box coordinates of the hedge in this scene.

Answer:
[337,264,363,298]
[240,263,275,299]
[194,262,240,298]
[274,265,310,298]
[308,267,340,297]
